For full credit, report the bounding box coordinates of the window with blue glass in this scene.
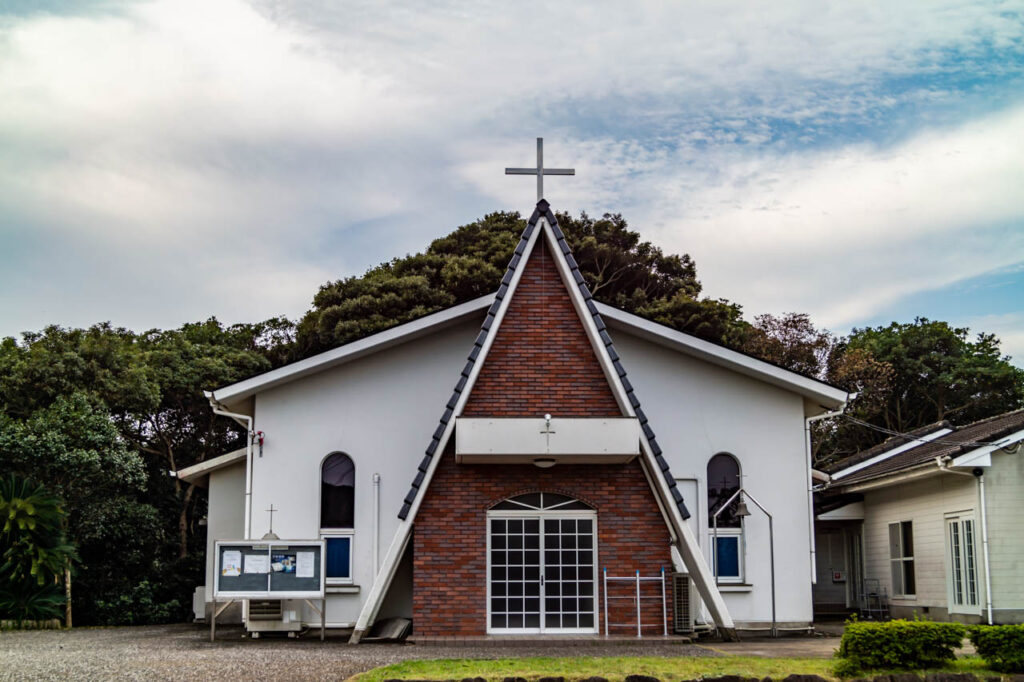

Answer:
[325,536,352,581]
[321,452,354,583]
[707,453,744,583]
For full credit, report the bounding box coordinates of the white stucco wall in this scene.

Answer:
[204,462,246,620]
[611,328,814,626]
[224,309,827,630]
[973,451,1024,621]
[248,316,483,626]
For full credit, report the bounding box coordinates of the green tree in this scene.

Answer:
[818,318,1024,463]
[297,210,745,357]
[0,476,76,625]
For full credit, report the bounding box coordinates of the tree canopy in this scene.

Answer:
[297,211,745,358]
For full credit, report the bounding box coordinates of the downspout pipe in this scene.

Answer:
[206,392,254,540]
[805,394,854,585]
[372,473,381,572]
[936,457,994,625]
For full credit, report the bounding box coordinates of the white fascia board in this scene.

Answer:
[951,428,1024,468]
[595,303,849,411]
[829,428,953,481]
[207,295,492,407]
[174,448,247,486]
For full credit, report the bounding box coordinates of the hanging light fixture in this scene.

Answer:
[533,457,556,469]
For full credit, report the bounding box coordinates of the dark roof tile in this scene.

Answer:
[833,409,1024,487]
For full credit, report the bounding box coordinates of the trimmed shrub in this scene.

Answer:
[836,620,966,672]
[969,624,1024,673]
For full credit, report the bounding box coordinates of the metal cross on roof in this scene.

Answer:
[505,137,575,202]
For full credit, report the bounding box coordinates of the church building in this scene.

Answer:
[177,199,849,641]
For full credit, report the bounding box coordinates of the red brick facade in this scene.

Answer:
[462,238,621,418]
[411,232,673,636]
[412,454,675,635]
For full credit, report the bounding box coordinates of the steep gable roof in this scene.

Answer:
[398,199,691,521]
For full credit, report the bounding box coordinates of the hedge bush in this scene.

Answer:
[836,619,966,671]
[969,624,1024,673]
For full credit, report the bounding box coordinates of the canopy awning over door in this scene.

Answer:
[454,417,640,464]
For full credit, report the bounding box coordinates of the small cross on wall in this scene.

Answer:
[266,504,277,535]
[505,138,575,201]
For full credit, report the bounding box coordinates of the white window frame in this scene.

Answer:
[945,512,980,615]
[709,528,745,584]
[320,530,354,585]
[889,520,915,598]
[485,507,599,635]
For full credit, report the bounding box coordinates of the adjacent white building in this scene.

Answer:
[814,410,1024,624]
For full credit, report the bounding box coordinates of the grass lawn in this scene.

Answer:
[350,654,1004,682]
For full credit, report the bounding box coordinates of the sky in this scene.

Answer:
[1,1,1023,364]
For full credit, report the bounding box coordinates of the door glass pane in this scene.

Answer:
[964,520,977,605]
[542,516,596,631]
[949,522,963,605]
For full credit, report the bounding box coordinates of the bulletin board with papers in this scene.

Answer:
[214,540,325,599]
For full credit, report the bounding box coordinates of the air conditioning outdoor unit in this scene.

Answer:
[672,573,696,634]
[245,599,302,636]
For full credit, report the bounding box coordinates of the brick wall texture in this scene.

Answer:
[412,235,674,636]
[412,454,675,635]
[461,238,621,418]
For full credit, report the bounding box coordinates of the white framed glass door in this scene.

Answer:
[946,515,980,614]
[487,493,598,634]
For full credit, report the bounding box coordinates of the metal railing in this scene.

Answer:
[602,568,668,637]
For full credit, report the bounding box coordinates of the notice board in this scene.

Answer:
[214,540,325,599]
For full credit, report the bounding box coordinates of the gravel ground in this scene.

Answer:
[0,624,718,681]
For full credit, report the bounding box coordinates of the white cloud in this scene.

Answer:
[0,0,1022,341]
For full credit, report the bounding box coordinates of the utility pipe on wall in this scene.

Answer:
[372,473,381,572]
[207,396,255,539]
[976,469,993,625]
[805,398,853,584]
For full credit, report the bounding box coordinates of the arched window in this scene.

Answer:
[320,452,354,529]
[707,453,744,583]
[707,453,741,528]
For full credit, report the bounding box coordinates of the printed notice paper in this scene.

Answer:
[244,553,270,574]
[221,550,242,577]
[296,552,315,578]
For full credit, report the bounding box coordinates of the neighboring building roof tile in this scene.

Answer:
[832,409,1024,487]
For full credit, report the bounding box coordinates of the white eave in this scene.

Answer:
[595,303,849,412]
[206,294,493,408]
[172,448,247,488]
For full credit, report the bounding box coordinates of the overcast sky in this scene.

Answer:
[2,1,1023,364]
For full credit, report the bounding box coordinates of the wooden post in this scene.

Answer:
[64,565,72,629]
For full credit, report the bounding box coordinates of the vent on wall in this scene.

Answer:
[248,600,283,621]
[672,573,695,633]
